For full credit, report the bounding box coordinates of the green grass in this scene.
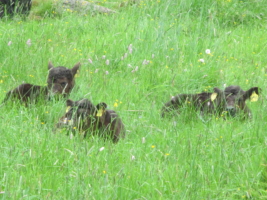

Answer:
[1,0,267,199]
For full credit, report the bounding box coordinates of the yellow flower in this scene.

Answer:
[103,170,106,174]
[114,102,118,107]
[151,145,155,148]
[165,153,170,156]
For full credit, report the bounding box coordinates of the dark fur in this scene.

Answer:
[56,99,125,143]
[3,61,80,105]
[0,0,31,18]
[161,85,260,119]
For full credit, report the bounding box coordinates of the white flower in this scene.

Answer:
[127,64,132,68]
[128,44,133,54]
[88,58,93,64]
[142,59,150,65]
[105,59,110,65]
[105,71,109,75]
[102,55,106,59]
[151,54,155,59]
[7,41,12,46]
[95,69,99,73]
[131,66,138,73]
[205,49,211,54]
[124,53,128,59]
[99,147,105,152]
[142,137,146,143]
[26,39,31,46]
[199,58,205,63]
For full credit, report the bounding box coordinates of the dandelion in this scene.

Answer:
[165,153,170,156]
[7,41,12,46]
[99,147,105,152]
[105,71,109,75]
[103,170,106,174]
[88,58,93,64]
[151,145,155,148]
[48,39,52,42]
[205,49,211,54]
[114,102,118,107]
[105,59,110,65]
[26,39,31,46]
[198,58,205,63]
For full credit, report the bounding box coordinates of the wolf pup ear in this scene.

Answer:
[66,99,74,107]
[48,61,54,70]
[96,102,107,117]
[71,62,81,76]
[243,87,260,102]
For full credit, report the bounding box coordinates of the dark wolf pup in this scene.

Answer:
[3,61,81,105]
[56,99,126,143]
[161,85,260,119]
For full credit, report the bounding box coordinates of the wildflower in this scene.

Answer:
[127,64,132,68]
[7,41,12,46]
[165,153,170,156]
[131,155,135,160]
[99,147,105,151]
[142,59,150,65]
[124,53,128,59]
[205,49,211,54]
[105,71,109,75]
[151,54,155,59]
[102,55,106,59]
[128,44,133,54]
[48,39,52,42]
[105,59,110,65]
[88,58,93,64]
[26,39,31,46]
[131,66,138,73]
[103,170,106,174]
[114,102,118,107]
[198,58,205,63]
[95,69,99,73]
[0,80,3,83]
[142,137,146,143]
[151,145,155,148]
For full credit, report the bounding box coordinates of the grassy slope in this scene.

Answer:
[0,0,267,199]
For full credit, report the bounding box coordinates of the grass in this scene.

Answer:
[1,0,267,199]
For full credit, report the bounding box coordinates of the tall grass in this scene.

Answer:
[0,0,267,199]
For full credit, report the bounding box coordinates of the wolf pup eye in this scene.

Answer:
[61,82,67,87]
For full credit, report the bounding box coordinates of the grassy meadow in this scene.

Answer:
[1,0,267,199]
